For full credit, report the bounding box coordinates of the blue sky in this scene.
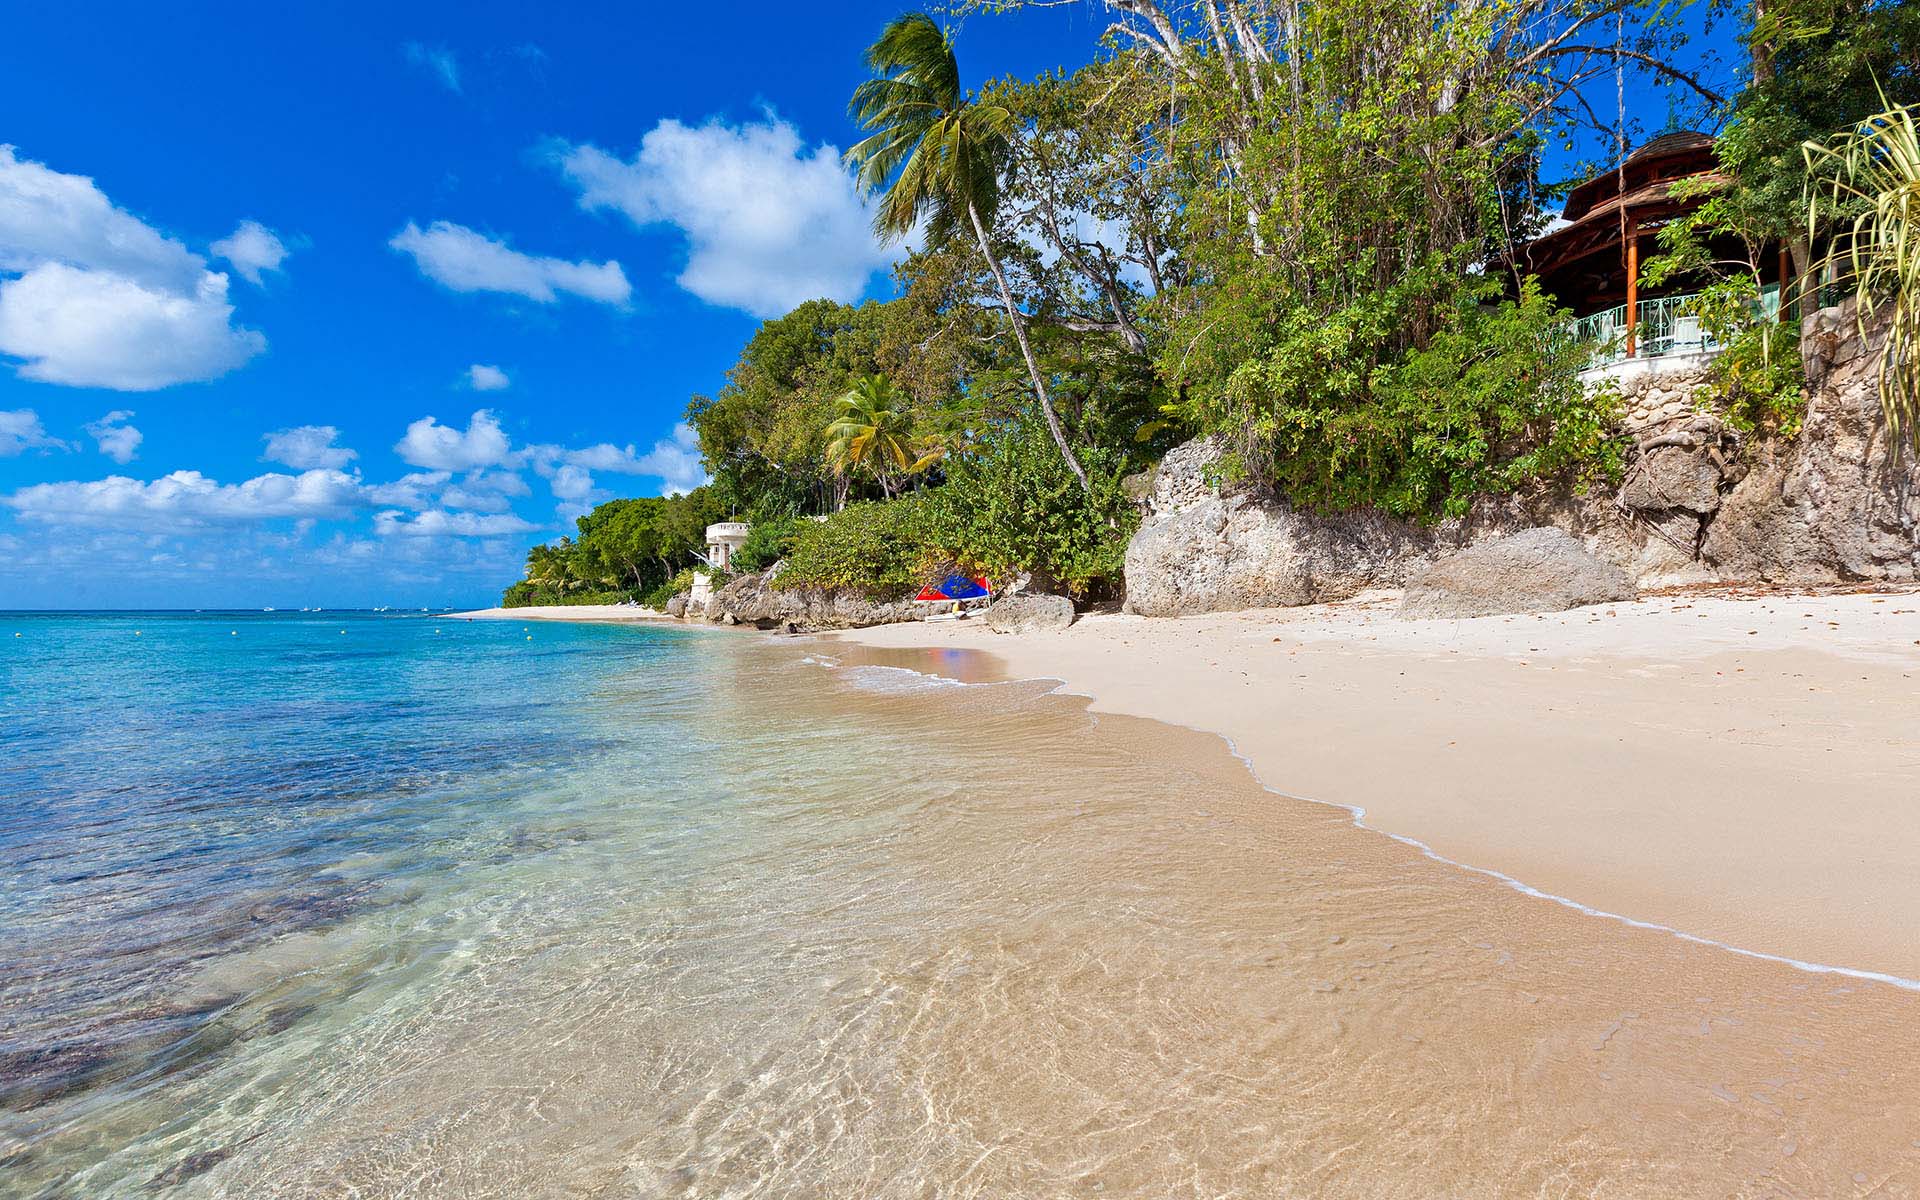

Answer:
[0,2,1115,609]
[0,3,1737,610]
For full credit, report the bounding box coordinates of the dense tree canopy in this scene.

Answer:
[504,0,1903,606]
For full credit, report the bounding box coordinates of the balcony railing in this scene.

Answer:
[1569,284,1782,368]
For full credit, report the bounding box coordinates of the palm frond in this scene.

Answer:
[1807,103,1920,449]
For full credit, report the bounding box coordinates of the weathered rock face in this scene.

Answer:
[1701,303,1919,582]
[1123,439,1457,616]
[1122,304,1918,616]
[664,592,689,618]
[1400,527,1636,619]
[986,592,1075,633]
[703,568,920,631]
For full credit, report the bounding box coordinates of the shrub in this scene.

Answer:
[731,516,801,573]
[1205,279,1622,519]
[925,416,1137,597]
[641,568,699,610]
[778,499,940,597]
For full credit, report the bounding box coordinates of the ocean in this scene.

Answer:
[4,611,1917,1197]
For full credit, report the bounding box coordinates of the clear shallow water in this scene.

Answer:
[5,613,1920,1198]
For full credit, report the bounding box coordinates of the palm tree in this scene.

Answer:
[845,12,1091,494]
[826,374,917,501]
[1806,101,1920,449]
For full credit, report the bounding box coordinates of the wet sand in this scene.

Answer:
[832,587,1920,985]
[160,644,1920,1196]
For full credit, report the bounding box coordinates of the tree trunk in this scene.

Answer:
[967,199,1092,494]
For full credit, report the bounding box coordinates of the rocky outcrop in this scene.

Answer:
[1122,303,1918,616]
[1400,527,1635,618]
[702,568,919,631]
[986,593,1075,633]
[664,592,690,618]
[1701,302,1919,582]
[1123,439,1458,616]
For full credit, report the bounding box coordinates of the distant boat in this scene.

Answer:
[373,606,390,613]
[262,607,276,612]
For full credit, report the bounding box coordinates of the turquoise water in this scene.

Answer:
[2,612,736,1193]
[12,611,1916,1197]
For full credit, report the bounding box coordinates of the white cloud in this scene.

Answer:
[441,469,530,512]
[84,410,141,463]
[367,470,451,508]
[526,422,708,495]
[374,508,537,537]
[548,463,597,501]
[390,221,630,305]
[5,468,367,530]
[263,424,357,470]
[0,408,65,456]
[394,409,513,471]
[0,145,201,291]
[212,220,290,285]
[630,421,708,495]
[404,42,462,93]
[467,363,510,391]
[0,264,264,390]
[551,116,896,318]
[0,146,268,390]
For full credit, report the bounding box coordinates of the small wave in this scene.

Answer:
[836,665,973,695]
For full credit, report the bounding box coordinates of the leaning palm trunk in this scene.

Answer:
[1805,102,1920,450]
[966,200,1091,492]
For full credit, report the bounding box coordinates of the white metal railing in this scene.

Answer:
[1569,284,1782,367]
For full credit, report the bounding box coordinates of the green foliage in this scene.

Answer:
[777,500,941,598]
[1715,0,1919,253]
[641,568,699,611]
[1806,101,1920,447]
[499,489,722,606]
[925,417,1136,596]
[1199,280,1619,520]
[732,516,801,573]
[825,374,923,497]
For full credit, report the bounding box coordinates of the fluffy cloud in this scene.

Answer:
[441,469,530,512]
[1,408,66,456]
[390,221,630,305]
[0,264,264,390]
[5,468,367,530]
[0,146,267,390]
[263,424,358,470]
[211,220,290,285]
[374,509,537,538]
[84,410,141,463]
[394,409,513,472]
[467,363,510,391]
[550,116,895,318]
[527,422,709,496]
[628,421,708,495]
[367,470,451,509]
[404,42,462,93]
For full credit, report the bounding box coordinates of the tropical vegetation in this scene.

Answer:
[502,0,1916,608]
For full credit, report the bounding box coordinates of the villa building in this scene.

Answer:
[1518,131,1789,381]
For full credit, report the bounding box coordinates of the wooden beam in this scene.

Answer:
[1625,231,1640,358]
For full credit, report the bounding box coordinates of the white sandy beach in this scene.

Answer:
[831,587,1920,984]
[450,604,674,623]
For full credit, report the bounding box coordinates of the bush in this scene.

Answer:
[731,515,801,573]
[1203,279,1622,519]
[641,568,699,610]
[778,499,940,598]
[925,417,1137,597]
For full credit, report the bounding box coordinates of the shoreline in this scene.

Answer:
[448,603,678,623]
[827,585,1920,985]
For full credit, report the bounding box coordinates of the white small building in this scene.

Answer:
[704,522,750,572]
[687,521,750,614]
